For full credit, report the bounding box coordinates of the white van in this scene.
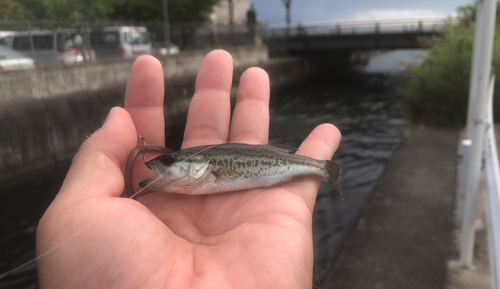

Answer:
[0,30,94,65]
[90,26,152,59]
[0,31,16,39]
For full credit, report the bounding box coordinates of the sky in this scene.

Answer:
[251,0,472,25]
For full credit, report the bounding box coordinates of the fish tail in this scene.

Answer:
[325,160,343,200]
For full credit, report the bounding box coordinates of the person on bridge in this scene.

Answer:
[35,50,341,288]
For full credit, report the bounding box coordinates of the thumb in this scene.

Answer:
[57,107,137,201]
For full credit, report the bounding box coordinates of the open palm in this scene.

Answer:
[36,50,341,289]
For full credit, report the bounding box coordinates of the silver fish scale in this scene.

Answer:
[175,143,328,182]
[141,142,341,197]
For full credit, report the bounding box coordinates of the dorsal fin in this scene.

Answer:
[268,144,298,154]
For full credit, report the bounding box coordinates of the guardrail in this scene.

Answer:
[484,75,500,289]
[267,17,451,38]
[461,75,500,289]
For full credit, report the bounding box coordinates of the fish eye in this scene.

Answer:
[157,154,175,166]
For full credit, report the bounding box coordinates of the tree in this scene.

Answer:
[0,0,28,20]
[397,2,500,126]
[456,2,500,25]
[1,0,222,24]
[109,0,223,24]
[15,0,49,20]
[456,3,475,25]
[10,0,120,21]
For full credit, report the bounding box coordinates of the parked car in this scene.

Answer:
[0,31,16,40]
[0,45,35,71]
[152,42,180,56]
[0,30,95,65]
[90,26,152,59]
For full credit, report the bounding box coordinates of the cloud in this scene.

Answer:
[350,9,454,21]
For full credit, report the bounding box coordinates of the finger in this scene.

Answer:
[124,55,165,147]
[289,123,342,211]
[182,50,233,148]
[57,107,137,200]
[229,67,270,144]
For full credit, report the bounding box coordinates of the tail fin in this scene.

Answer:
[325,160,343,200]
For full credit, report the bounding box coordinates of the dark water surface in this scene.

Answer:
[0,69,407,288]
[268,70,408,275]
[0,179,63,288]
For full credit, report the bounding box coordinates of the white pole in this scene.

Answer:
[465,0,485,140]
[457,139,472,221]
[462,2,487,200]
[460,0,497,266]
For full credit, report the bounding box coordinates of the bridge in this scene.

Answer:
[266,18,449,56]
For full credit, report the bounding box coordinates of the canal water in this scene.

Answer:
[269,66,409,275]
[0,50,418,288]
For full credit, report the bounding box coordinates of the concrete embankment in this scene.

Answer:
[320,126,494,289]
[0,45,269,103]
[321,126,459,288]
[0,47,318,191]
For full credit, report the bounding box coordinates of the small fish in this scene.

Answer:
[127,143,341,198]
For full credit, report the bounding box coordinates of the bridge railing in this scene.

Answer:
[267,18,452,38]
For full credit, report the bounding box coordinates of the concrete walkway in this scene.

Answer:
[320,126,462,289]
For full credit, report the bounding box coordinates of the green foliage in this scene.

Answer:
[0,0,28,20]
[3,0,120,21]
[456,3,476,25]
[2,0,222,23]
[109,0,223,24]
[40,0,120,20]
[455,2,500,25]
[15,0,49,20]
[398,4,500,126]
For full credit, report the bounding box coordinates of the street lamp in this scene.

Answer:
[162,0,171,52]
[281,0,292,31]
[210,12,218,44]
[280,0,292,37]
[228,0,234,38]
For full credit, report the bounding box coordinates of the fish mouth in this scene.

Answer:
[144,160,156,171]
[139,178,155,188]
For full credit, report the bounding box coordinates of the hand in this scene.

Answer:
[36,50,341,288]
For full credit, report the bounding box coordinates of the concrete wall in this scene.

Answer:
[0,45,268,103]
[0,53,316,191]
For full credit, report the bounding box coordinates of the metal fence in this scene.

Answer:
[267,17,452,38]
